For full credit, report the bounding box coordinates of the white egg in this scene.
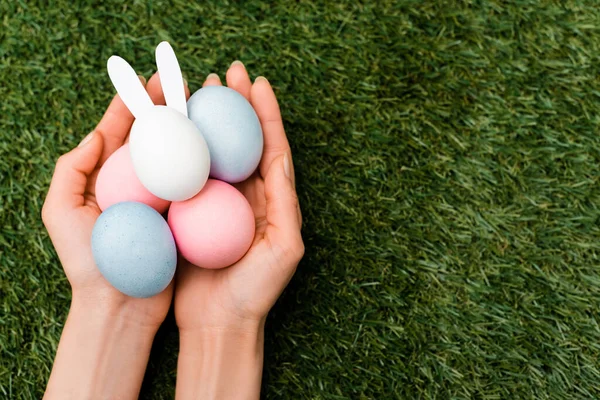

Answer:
[129,106,210,201]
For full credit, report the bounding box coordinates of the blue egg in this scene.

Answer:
[91,202,176,298]
[187,86,263,183]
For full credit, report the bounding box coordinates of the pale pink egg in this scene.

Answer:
[168,179,255,269]
[95,144,171,213]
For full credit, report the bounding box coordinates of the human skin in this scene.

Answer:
[42,61,303,400]
[174,63,304,400]
[42,73,181,399]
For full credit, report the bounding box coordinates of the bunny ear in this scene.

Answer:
[107,56,154,119]
[155,41,188,117]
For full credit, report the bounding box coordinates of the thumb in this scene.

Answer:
[264,154,304,262]
[45,131,104,211]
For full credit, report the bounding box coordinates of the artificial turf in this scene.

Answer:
[2,0,600,398]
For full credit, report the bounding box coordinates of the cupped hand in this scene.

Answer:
[175,63,304,332]
[42,73,178,329]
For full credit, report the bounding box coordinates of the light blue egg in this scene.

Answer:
[187,86,263,183]
[91,202,176,298]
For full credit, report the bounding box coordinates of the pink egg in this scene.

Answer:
[95,144,171,213]
[168,179,255,269]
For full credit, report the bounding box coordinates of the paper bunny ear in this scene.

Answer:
[155,41,188,117]
[107,56,154,119]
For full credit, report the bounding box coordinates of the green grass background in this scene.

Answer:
[2,0,600,398]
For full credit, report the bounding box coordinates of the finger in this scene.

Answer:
[183,78,191,100]
[96,75,146,164]
[45,132,104,212]
[145,71,191,103]
[264,154,303,261]
[145,72,167,105]
[297,199,303,227]
[226,61,252,100]
[251,77,292,180]
[203,73,222,87]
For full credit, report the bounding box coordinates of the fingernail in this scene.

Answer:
[207,73,219,81]
[78,131,94,147]
[255,76,268,83]
[231,60,244,68]
[283,153,291,179]
[183,78,188,87]
[138,75,146,85]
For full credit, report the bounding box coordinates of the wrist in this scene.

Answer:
[177,313,265,335]
[176,322,265,400]
[71,288,164,331]
[44,298,157,400]
[68,295,159,340]
[178,320,265,366]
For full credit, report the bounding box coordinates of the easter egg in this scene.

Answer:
[95,144,170,213]
[129,106,211,202]
[91,201,177,298]
[168,179,255,269]
[187,86,263,183]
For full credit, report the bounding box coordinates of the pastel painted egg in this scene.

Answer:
[187,86,263,183]
[95,144,170,213]
[129,106,211,202]
[92,202,177,298]
[168,179,255,269]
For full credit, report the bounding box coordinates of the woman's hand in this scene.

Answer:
[174,62,304,400]
[42,73,175,399]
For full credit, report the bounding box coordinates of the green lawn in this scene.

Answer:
[2,0,600,398]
